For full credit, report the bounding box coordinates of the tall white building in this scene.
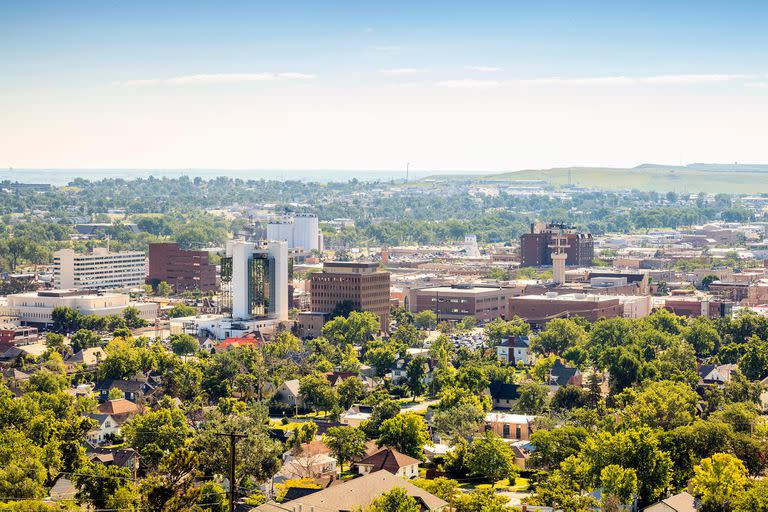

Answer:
[267,214,321,251]
[53,248,146,290]
[223,240,289,321]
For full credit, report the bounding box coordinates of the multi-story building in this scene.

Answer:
[221,240,290,321]
[147,243,218,293]
[508,292,623,328]
[409,284,514,322]
[0,324,39,348]
[310,262,390,332]
[267,213,322,251]
[520,223,593,267]
[4,289,158,328]
[53,248,146,290]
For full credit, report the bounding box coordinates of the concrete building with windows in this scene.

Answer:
[4,289,158,327]
[409,283,513,323]
[53,248,146,291]
[310,262,390,332]
[508,292,623,328]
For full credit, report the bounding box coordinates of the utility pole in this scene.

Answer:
[216,432,246,512]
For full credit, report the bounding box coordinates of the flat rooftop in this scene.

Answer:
[512,293,618,302]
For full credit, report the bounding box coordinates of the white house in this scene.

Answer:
[86,413,121,445]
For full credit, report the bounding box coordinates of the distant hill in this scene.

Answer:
[422,163,768,193]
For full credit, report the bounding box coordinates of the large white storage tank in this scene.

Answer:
[293,213,319,251]
[267,217,295,247]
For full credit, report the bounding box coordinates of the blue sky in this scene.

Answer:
[2,1,768,171]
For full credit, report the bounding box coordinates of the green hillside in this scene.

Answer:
[424,164,768,194]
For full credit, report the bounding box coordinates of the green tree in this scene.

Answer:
[44,332,66,354]
[122,408,191,470]
[139,448,203,512]
[484,317,531,346]
[322,311,380,347]
[432,403,484,440]
[70,329,101,353]
[405,357,427,397]
[123,306,148,329]
[517,381,550,414]
[413,310,437,330]
[337,376,367,409]
[452,488,509,512]
[156,281,173,297]
[411,477,458,503]
[529,426,588,470]
[465,432,519,483]
[299,373,338,415]
[622,380,698,430]
[600,465,638,505]
[365,487,419,512]
[74,462,135,509]
[692,453,748,512]
[170,333,199,356]
[361,399,400,438]
[324,426,367,471]
[167,303,197,318]
[532,318,587,356]
[684,317,720,357]
[377,412,429,459]
[739,336,768,381]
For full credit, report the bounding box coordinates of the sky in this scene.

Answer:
[2,0,768,174]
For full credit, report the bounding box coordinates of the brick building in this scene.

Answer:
[148,243,218,293]
[410,284,514,322]
[520,223,594,267]
[310,262,390,332]
[508,292,623,328]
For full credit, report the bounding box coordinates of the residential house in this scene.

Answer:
[86,447,137,471]
[389,357,434,386]
[488,381,520,410]
[64,347,105,371]
[85,414,121,445]
[280,450,337,480]
[698,363,738,386]
[643,491,698,512]
[96,398,139,427]
[485,412,536,441]
[340,404,373,427]
[355,447,421,479]
[547,360,582,389]
[496,335,534,365]
[273,379,304,411]
[252,470,447,511]
[93,378,152,403]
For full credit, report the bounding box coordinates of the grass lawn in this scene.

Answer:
[457,477,530,492]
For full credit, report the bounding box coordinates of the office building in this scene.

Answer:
[53,248,146,290]
[267,213,322,251]
[310,262,390,332]
[221,240,290,321]
[520,223,593,267]
[147,243,217,293]
[508,292,623,328]
[409,284,514,322]
[4,289,158,327]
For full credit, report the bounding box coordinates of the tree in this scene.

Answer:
[337,376,367,409]
[739,336,768,381]
[44,332,66,353]
[170,334,199,356]
[122,408,191,470]
[413,310,437,330]
[123,306,148,329]
[684,317,720,357]
[322,311,380,347]
[405,357,427,397]
[457,316,477,330]
[377,413,429,459]
[411,477,458,503]
[581,427,672,505]
[452,488,509,512]
[735,479,768,511]
[324,426,367,471]
[361,399,400,438]
[529,426,589,470]
[600,465,638,505]
[484,317,531,346]
[532,318,587,356]
[692,453,748,512]
[74,462,135,509]
[432,403,484,440]
[365,487,419,512]
[156,281,173,297]
[517,381,550,414]
[167,303,197,318]
[139,448,204,512]
[299,373,338,415]
[465,432,519,483]
[70,329,101,353]
[550,385,589,411]
[622,380,698,430]
[701,274,720,290]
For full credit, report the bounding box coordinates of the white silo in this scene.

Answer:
[293,213,320,251]
[267,217,295,247]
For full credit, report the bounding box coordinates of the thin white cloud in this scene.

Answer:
[640,73,748,84]
[745,81,768,88]
[434,73,751,88]
[436,79,502,89]
[378,68,428,75]
[112,72,316,87]
[465,66,502,72]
